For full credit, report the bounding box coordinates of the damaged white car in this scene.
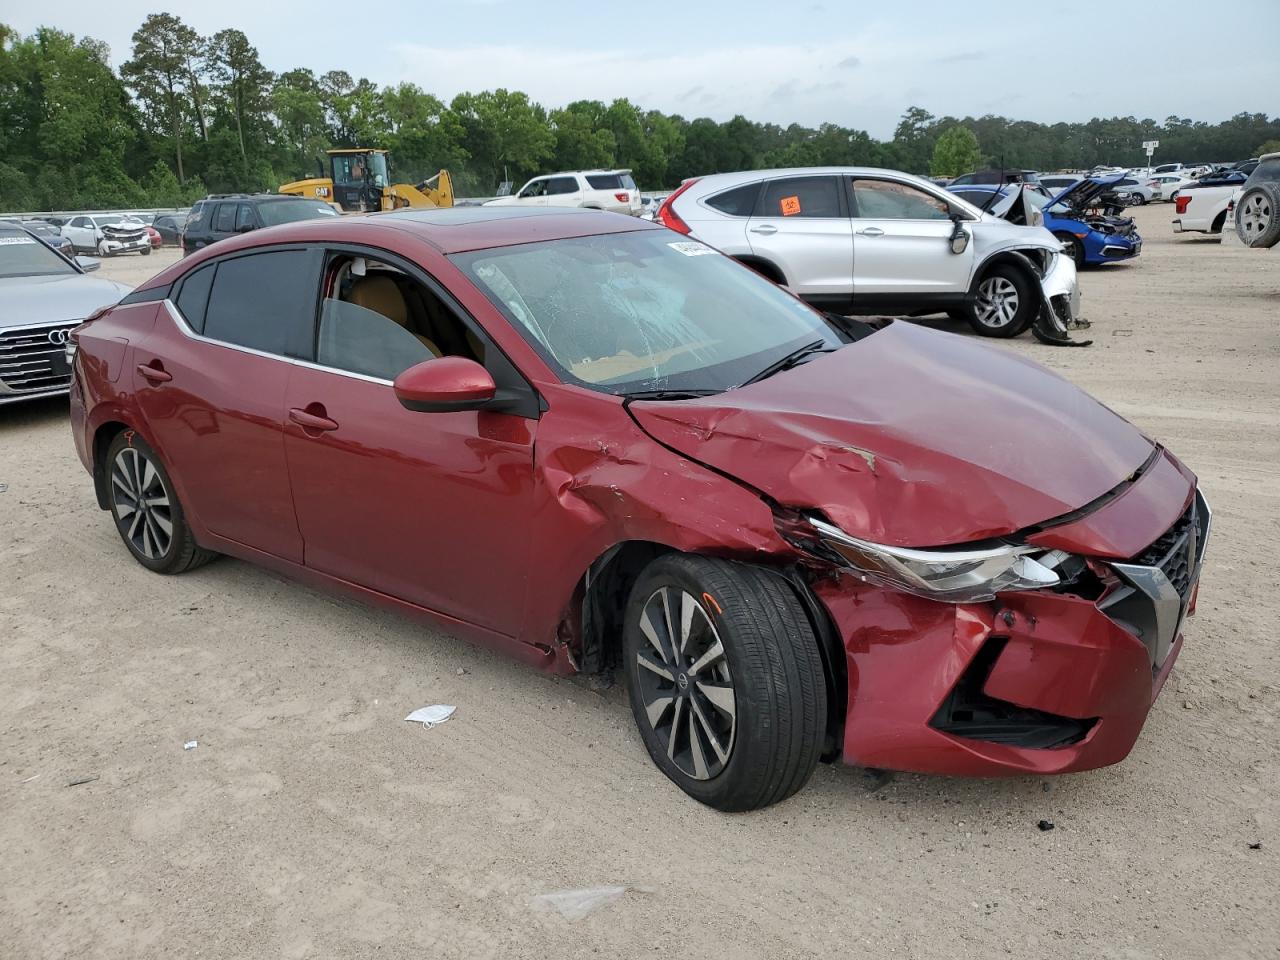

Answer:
[655,167,1085,345]
[60,214,152,258]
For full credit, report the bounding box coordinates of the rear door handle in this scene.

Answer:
[136,362,172,383]
[856,227,885,237]
[750,224,778,235]
[289,406,339,432]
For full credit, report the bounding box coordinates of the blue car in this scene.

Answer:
[948,177,1142,267]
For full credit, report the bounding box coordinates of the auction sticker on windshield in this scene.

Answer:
[0,237,37,245]
[668,241,717,256]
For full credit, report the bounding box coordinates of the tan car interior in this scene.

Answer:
[335,258,484,363]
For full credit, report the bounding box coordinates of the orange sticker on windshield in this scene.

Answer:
[779,195,801,216]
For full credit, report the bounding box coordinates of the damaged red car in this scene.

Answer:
[69,208,1209,811]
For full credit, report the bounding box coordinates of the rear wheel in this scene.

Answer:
[623,554,827,811]
[1235,183,1280,248]
[1127,192,1146,206]
[105,432,216,574]
[965,264,1036,338]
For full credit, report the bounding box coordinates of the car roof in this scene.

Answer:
[135,207,659,292]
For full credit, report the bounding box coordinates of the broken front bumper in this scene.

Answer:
[812,486,1209,777]
[1032,249,1089,345]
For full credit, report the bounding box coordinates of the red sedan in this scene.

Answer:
[68,208,1208,810]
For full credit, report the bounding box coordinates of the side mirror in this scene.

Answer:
[948,216,970,255]
[75,255,101,272]
[393,357,496,413]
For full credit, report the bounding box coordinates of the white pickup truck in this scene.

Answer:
[1172,183,1237,235]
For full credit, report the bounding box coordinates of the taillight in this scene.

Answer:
[1175,195,1192,214]
[656,179,700,235]
[614,192,629,202]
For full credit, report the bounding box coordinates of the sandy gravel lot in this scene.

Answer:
[2,209,1277,959]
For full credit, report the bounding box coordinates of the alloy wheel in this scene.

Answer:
[975,276,1020,329]
[111,446,174,560]
[633,586,736,780]
[1239,193,1272,242]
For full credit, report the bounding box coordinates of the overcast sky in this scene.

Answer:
[7,0,1279,137]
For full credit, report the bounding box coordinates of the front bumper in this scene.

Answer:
[813,486,1209,777]
[1095,237,1141,261]
[99,237,149,254]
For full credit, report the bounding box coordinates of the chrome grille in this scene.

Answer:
[0,322,77,394]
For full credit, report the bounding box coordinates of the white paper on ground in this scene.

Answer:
[528,884,654,921]
[404,705,456,728]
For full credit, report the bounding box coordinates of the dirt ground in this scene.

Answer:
[2,208,1277,959]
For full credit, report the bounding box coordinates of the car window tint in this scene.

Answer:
[586,174,623,190]
[519,179,546,198]
[706,183,760,217]
[620,173,637,189]
[852,179,950,220]
[235,204,254,231]
[546,177,580,196]
[203,250,313,356]
[213,203,236,232]
[759,177,841,218]
[316,298,434,381]
[175,264,215,334]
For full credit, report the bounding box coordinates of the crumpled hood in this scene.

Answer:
[0,274,131,328]
[630,322,1154,547]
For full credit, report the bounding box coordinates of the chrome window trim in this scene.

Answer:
[161,299,395,387]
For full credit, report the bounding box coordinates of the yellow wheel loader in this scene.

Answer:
[279,148,453,213]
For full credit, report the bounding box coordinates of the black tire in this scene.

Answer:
[1054,232,1087,269]
[623,554,827,811]
[104,431,217,575]
[964,263,1036,338]
[1235,183,1280,248]
[1128,193,1146,206]
[141,245,152,256]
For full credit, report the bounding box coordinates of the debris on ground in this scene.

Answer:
[0,482,7,492]
[67,776,99,787]
[183,740,198,750]
[404,705,456,728]
[529,884,654,921]
[1248,842,1262,850]
[1037,819,1055,832]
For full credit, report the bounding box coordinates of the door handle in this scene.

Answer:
[750,224,778,235]
[136,362,172,383]
[856,227,885,237]
[289,406,339,432]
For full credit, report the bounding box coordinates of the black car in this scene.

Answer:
[180,194,340,256]
[150,214,185,246]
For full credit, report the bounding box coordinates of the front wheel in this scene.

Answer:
[141,245,152,256]
[1055,232,1087,269]
[1127,192,1146,206]
[1235,183,1280,248]
[624,554,827,811]
[96,240,113,257]
[105,432,217,574]
[964,264,1036,338]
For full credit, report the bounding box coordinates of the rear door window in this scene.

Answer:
[213,203,236,233]
[545,177,581,196]
[758,177,842,218]
[706,183,761,217]
[202,249,318,358]
[586,174,623,190]
[235,204,255,231]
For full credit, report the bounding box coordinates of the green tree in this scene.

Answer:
[208,29,272,172]
[450,89,553,190]
[380,83,469,183]
[120,13,205,182]
[930,125,982,177]
[1257,139,1280,156]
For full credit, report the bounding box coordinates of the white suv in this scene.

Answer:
[656,167,1079,339]
[484,170,641,215]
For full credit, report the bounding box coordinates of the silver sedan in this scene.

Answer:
[0,224,131,406]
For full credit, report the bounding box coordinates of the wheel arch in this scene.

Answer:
[972,247,1048,290]
[91,420,133,509]
[731,255,788,286]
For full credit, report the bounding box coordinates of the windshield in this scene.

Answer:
[0,231,77,278]
[257,200,341,226]
[93,215,126,226]
[453,231,846,395]
[332,152,389,187]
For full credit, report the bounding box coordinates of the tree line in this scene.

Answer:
[2,15,1279,212]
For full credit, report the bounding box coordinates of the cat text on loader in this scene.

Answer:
[279,149,454,213]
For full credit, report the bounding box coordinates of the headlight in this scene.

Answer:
[806,517,1062,603]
